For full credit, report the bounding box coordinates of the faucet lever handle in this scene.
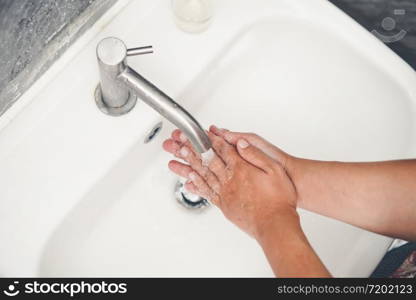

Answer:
[126,46,153,56]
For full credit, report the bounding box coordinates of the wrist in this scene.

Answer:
[255,208,303,247]
[284,154,300,183]
[285,155,308,207]
[258,215,331,277]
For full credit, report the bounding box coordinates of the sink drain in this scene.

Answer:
[175,179,210,210]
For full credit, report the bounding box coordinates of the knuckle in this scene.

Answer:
[199,169,209,180]
[269,163,283,175]
[229,159,241,170]
[227,151,238,162]
[265,165,276,175]
[211,182,221,193]
[194,174,204,184]
[208,159,221,171]
[207,172,218,183]
[212,138,223,149]
[185,140,193,149]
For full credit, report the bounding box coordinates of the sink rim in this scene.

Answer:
[0,0,415,277]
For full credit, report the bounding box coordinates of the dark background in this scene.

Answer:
[330,0,416,69]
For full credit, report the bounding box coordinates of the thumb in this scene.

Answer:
[237,139,276,174]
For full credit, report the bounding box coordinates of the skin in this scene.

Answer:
[208,128,416,241]
[163,125,330,277]
[163,125,416,277]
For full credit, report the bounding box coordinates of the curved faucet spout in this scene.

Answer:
[96,37,212,153]
[119,66,212,153]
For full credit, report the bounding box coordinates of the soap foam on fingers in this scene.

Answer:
[201,148,215,166]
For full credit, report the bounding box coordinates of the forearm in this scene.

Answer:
[289,158,416,240]
[257,212,331,278]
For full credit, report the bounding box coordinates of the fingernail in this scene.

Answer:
[238,139,249,149]
[189,172,197,181]
[180,147,189,157]
[179,132,187,143]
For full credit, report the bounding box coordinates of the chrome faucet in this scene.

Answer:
[95,37,212,153]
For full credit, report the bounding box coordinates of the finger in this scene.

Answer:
[188,172,218,203]
[210,126,285,162]
[171,129,188,144]
[184,181,221,207]
[163,139,181,155]
[171,130,203,160]
[212,127,261,147]
[168,160,194,178]
[163,139,191,161]
[236,139,278,174]
[206,151,227,183]
[208,132,239,166]
[184,180,198,194]
[168,161,219,201]
[209,125,229,137]
[210,125,266,149]
[179,146,221,193]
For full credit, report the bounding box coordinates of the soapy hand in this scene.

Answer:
[163,125,299,239]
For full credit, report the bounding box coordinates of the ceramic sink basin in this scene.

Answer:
[0,0,415,277]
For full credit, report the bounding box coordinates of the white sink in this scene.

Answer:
[1,0,415,277]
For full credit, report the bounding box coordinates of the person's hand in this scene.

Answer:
[163,125,299,240]
[209,126,292,171]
